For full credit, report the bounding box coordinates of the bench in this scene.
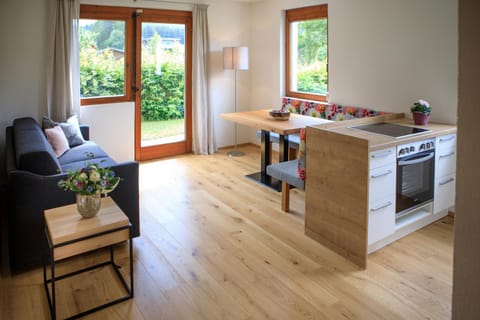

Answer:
[265,98,389,212]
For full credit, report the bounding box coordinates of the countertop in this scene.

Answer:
[309,113,457,151]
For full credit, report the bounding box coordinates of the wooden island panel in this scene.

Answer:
[305,127,370,269]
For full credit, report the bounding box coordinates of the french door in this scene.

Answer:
[135,9,192,161]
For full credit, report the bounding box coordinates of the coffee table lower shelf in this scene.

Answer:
[43,197,133,320]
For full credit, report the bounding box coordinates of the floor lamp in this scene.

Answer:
[223,46,249,157]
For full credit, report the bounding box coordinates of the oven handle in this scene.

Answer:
[398,152,435,166]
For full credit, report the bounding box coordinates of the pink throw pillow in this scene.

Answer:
[45,125,70,157]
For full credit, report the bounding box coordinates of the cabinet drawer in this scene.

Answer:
[369,164,396,204]
[434,173,456,214]
[436,147,456,177]
[369,147,396,170]
[368,196,395,244]
[436,134,456,150]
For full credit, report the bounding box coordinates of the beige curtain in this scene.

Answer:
[192,4,216,154]
[47,0,80,121]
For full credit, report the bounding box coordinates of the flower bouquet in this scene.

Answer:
[58,152,120,218]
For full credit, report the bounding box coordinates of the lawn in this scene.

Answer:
[141,119,184,141]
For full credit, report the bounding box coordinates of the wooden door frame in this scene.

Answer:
[134,9,193,161]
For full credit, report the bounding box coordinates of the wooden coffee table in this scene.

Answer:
[43,197,133,320]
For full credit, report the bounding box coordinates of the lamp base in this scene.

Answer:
[227,149,245,157]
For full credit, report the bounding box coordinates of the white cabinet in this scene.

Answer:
[434,134,457,214]
[368,148,396,244]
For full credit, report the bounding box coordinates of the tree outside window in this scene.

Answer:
[286,4,328,102]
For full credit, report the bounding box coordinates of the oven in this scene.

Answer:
[396,139,435,217]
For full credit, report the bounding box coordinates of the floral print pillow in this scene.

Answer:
[281,97,388,121]
[297,128,306,180]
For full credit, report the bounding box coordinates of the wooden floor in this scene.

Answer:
[0,144,454,319]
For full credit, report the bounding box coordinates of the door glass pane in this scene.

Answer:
[79,19,126,98]
[290,18,328,95]
[141,22,186,147]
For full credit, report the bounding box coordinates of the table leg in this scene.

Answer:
[278,134,290,163]
[260,129,271,172]
[245,130,282,191]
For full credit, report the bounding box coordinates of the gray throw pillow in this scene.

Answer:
[42,115,85,147]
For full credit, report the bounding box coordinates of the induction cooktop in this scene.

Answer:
[351,122,430,138]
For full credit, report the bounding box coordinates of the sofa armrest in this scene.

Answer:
[108,161,140,237]
[6,170,77,270]
[80,124,90,141]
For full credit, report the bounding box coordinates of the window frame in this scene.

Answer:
[285,4,328,102]
[79,5,135,106]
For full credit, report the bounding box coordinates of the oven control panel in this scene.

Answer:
[397,138,435,158]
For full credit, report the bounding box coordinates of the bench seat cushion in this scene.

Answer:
[266,160,305,189]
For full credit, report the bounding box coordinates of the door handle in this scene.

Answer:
[371,201,393,212]
[370,170,392,179]
[439,178,455,186]
[371,150,392,159]
[439,152,455,159]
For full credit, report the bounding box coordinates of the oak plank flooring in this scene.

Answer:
[0,144,453,319]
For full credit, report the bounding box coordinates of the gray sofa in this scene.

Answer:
[5,117,140,272]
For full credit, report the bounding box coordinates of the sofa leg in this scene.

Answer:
[281,181,290,212]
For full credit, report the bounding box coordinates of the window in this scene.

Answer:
[79,6,134,105]
[286,4,328,102]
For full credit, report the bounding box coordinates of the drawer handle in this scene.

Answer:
[371,201,393,212]
[439,136,455,143]
[371,150,392,159]
[439,178,455,186]
[439,152,455,159]
[371,170,392,179]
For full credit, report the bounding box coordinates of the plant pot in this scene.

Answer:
[76,193,101,218]
[412,112,430,125]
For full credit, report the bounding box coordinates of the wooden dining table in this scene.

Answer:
[221,109,331,190]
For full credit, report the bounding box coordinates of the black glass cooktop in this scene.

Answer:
[351,122,430,138]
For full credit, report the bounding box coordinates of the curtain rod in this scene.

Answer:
[133,0,209,7]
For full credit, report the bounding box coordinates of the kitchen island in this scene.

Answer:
[305,114,457,268]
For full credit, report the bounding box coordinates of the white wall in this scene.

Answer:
[80,102,135,161]
[208,0,251,148]
[249,0,458,125]
[0,0,50,182]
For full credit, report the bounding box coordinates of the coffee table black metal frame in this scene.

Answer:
[43,222,133,320]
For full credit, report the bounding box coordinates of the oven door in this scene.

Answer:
[396,150,435,216]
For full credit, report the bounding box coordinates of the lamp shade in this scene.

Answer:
[233,46,249,70]
[223,46,249,70]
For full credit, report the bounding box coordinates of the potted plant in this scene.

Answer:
[411,99,432,125]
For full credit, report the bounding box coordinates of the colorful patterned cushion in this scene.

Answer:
[297,128,306,180]
[281,97,388,121]
[282,97,388,180]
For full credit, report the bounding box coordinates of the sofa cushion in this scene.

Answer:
[43,115,85,147]
[60,156,117,172]
[58,141,112,167]
[281,97,389,120]
[45,126,70,157]
[13,117,62,175]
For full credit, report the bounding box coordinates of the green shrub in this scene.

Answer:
[80,51,185,121]
[297,62,328,95]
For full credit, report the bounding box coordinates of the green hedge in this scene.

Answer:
[80,51,185,121]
